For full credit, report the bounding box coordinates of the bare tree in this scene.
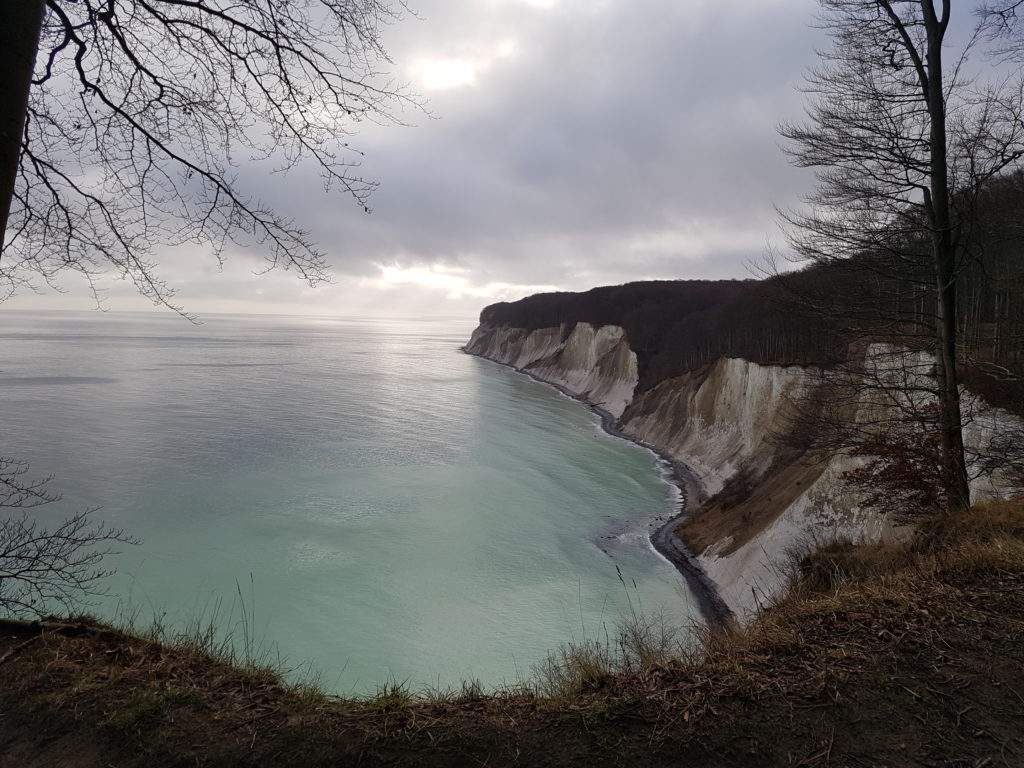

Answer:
[0,458,136,616]
[0,0,412,311]
[779,0,1024,513]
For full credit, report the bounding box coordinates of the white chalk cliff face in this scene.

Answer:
[466,322,638,418]
[466,321,1020,621]
[621,358,808,498]
[620,359,897,619]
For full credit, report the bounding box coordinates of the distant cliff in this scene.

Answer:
[465,280,1022,620]
[475,280,845,394]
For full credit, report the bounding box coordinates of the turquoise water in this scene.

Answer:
[0,311,697,693]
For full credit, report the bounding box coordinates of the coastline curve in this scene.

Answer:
[461,345,736,629]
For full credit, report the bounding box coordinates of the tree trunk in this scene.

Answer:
[923,0,971,512]
[0,0,46,256]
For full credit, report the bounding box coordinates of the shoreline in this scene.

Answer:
[462,347,735,629]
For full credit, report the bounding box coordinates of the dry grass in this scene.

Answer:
[766,498,1024,603]
[531,611,695,698]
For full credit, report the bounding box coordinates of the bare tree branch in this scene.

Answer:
[0,458,137,617]
[1,0,417,313]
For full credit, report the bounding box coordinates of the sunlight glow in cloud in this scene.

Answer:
[366,264,559,300]
[415,58,479,90]
[412,40,519,91]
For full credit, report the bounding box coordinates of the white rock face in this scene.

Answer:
[465,322,639,418]
[621,357,809,497]
[964,399,1023,497]
[618,356,892,619]
[698,454,896,620]
[466,322,1023,620]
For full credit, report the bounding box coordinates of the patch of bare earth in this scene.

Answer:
[0,502,1022,767]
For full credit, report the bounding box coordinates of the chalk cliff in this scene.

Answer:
[466,321,638,418]
[466,315,1020,620]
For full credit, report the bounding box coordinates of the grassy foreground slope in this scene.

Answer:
[0,501,1021,767]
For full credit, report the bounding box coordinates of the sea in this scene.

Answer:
[0,311,698,694]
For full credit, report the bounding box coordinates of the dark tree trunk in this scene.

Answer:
[922,0,971,512]
[0,0,46,255]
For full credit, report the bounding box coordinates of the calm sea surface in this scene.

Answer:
[0,311,697,693]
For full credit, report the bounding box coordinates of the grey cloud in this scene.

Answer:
[33,0,865,314]
[312,0,825,276]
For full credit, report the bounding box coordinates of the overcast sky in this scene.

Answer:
[13,0,839,318]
